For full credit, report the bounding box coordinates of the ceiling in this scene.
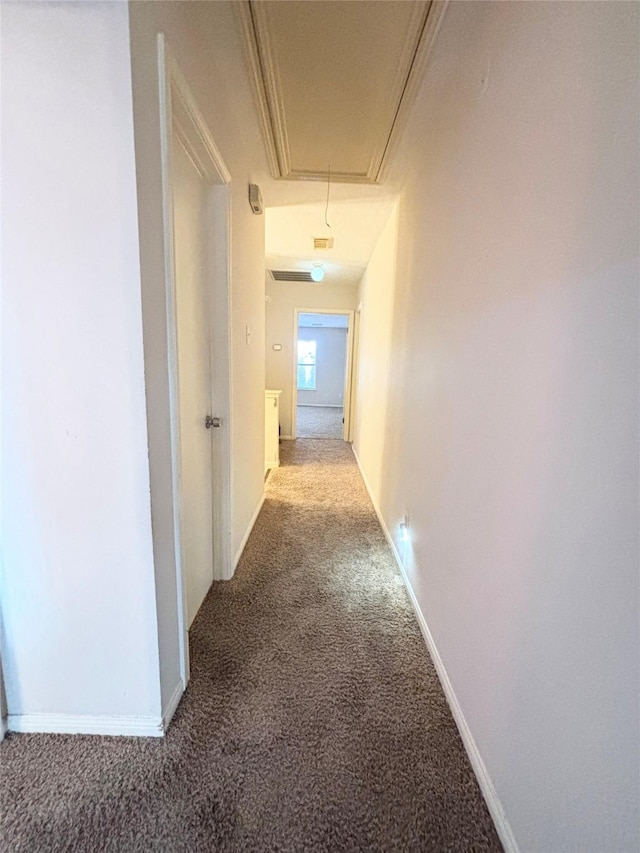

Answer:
[266,196,397,287]
[245,1,446,287]
[237,0,447,184]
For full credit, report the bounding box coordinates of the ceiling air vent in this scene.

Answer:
[313,237,334,250]
[269,270,314,282]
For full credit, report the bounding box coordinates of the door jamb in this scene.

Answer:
[158,35,233,688]
[292,308,355,441]
[348,303,362,443]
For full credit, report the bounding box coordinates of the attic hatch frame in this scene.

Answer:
[234,0,450,183]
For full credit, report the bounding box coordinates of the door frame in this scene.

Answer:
[349,302,362,442]
[158,35,233,687]
[291,308,355,441]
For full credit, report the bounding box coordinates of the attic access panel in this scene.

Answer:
[238,0,447,183]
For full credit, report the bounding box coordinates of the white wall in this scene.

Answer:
[0,2,162,724]
[0,654,7,739]
[353,203,399,499]
[0,0,269,731]
[128,1,268,709]
[355,3,639,851]
[298,326,348,407]
[266,279,357,436]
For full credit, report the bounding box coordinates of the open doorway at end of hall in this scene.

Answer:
[294,311,353,440]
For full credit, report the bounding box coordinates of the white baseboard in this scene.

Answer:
[233,491,265,570]
[7,712,164,738]
[352,446,520,853]
[280,435,293,440]
[162,680,184,732]
[296,403,343,408]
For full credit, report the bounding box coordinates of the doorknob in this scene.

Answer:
[205,415,222,429]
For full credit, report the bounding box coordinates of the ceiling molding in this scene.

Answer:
[375,0,450,183]
[366,0,432,182]
[236,0,449,184]
[233,1,280,178]
[248,0,292,177]
[282,168,374,186]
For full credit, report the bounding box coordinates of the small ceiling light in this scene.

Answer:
[310,265,324,283]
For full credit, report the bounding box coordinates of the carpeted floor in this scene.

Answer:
[0,440,502,852]
[296,405,343,439]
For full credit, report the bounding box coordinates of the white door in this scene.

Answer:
[172,131,214,626]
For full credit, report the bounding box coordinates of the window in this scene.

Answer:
[297,339,317,390]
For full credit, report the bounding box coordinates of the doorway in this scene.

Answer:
[171,130,214,626]
[292,310,355,441]
[159,37,232,687]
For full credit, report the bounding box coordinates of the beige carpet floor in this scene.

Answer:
[296,405,343,439]
[0,439,502,852]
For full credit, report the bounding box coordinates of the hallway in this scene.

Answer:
[0,441,500,852]
[2,2,637,849]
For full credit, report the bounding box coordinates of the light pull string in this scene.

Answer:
[324,164,332,228]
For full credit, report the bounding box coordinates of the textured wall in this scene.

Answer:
[355,2,639,850]
[1,2,160,720]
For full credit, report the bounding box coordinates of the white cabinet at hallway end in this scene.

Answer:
[265,390,282,473]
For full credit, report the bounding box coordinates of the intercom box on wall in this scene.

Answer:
[248,184,263,215]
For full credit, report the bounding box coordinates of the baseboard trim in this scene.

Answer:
[162,680,184,732]
[7,712,164,738]
[233,491,265,570]
[296,404,343,408]
[280,435,293,440]
[352,446,520,853]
